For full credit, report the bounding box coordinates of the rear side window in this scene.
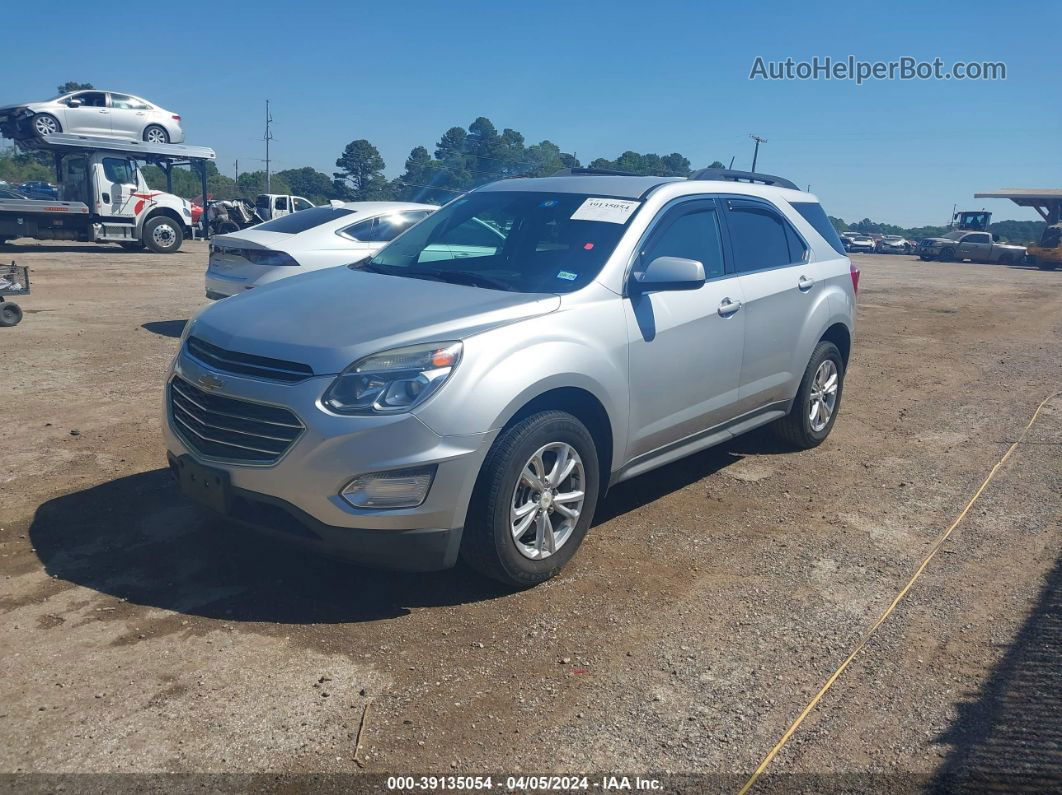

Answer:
[725,201,805,272]
[791,201,846,256]
[641,204,725,279]
[254,206,355,233]
[364,210,433,242]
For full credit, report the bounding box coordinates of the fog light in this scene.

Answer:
[341,466,436,508]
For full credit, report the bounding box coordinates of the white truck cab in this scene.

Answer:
[0,134,215,253]
[255,193,314,221]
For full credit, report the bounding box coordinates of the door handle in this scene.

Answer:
[718,297,742,317]
[798,275,815,291]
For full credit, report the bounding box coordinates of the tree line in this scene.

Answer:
[830,215,1045,244]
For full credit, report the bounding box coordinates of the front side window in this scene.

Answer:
[362,191,638,293]
[726,201,806,272]
[69,91,106,107]
[102,157,134,184]
[640,205,725,279]
[963,233,990,244]
[293,197,313,211]
[274,197,288,211]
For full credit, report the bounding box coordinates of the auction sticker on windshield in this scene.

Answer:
[570,197,640,224]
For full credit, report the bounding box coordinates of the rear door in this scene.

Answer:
[107,93,148,138]
[273,196,291,218]
[623,198,746,459]
[721,197,813,412]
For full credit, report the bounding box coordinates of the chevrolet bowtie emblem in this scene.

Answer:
[196,373,224,392]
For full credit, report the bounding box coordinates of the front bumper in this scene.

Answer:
[163,350,496,570]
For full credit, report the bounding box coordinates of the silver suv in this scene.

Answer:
[165,168,858,587]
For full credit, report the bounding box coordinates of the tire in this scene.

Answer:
[919,255,931,261]
[461,410,600,587]
[774,341,845,450]
[216,220,240,235]
[1038,259,1058,271]
[143,125,170,144]
[142,216,183,253]
[940,247,956,262]
[0,301,23,327]
[32,113,61,137]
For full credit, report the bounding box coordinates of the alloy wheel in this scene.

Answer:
[510,442,585,560]
[808,359,839,432]
[34,115,58,135]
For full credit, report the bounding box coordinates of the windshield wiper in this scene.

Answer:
[409,268,514,291]
[350,260,390,273]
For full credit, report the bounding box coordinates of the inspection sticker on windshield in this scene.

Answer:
[570,197,640,224]
[556,270,578,281]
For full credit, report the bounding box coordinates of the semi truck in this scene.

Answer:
[0,134,215,253]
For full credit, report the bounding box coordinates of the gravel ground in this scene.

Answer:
[0,242,1059,789]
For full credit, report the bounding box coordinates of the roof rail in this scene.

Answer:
[689,168,798,191]
[549,167,640,177]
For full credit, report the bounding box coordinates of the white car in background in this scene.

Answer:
[205,202,436,299]
[0,90,184,143]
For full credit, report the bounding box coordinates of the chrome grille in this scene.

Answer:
[185,336,314,383]
[168,376,303,464]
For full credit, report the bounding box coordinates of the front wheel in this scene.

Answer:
[143,125,170,144]
[0,301,23,327]
[461,411,600,587]
[774,341,845,449]
[142,216,183,253]
[940,247,956,261]
[32,113,61,136]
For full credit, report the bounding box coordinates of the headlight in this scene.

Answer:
[322,341,462,415]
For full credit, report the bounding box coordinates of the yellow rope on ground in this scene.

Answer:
[737,390,1061,795]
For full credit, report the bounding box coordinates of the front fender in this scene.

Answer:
[413,291,629,463]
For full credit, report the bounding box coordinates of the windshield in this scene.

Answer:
[359,191,639,293]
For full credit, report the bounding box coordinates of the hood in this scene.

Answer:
[190,266,561,375]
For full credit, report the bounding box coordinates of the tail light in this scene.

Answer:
[171,115,182,121]
[849,262,860,295]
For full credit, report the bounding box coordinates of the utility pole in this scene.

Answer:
[234,159,239,188]
[728,156,735,169]
[264,99,273,192]
[749,134,767,172]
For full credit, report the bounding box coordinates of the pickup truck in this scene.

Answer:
[0,135,213,253]
[917,230,1026,264]
[254,193,314,221]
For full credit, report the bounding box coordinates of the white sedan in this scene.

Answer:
[0,89,184,143]
[204,201,436,299]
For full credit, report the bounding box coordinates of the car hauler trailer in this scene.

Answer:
[0,133,215,253]
[974,188,1062,271]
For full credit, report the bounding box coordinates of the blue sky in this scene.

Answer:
[3,0,1059,226]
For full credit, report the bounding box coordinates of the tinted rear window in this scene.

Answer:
[791,201,846,255]
[255,207,355,234]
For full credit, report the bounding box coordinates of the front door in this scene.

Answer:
[107,93,149,138]
[62,91,111,136]
[96,157,140,218]
[957,232,991,261]
[624,198,745,460]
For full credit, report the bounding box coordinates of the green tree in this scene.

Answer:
[275,167,339,204]
[235,171,292,198]
[334,139,389,200]
[56,81,94,95]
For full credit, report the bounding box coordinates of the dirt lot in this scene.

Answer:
[1,241,1059,789]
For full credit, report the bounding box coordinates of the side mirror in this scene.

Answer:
[992,234,1000,242]
[633,256,706,292]
[67,98,83,108]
